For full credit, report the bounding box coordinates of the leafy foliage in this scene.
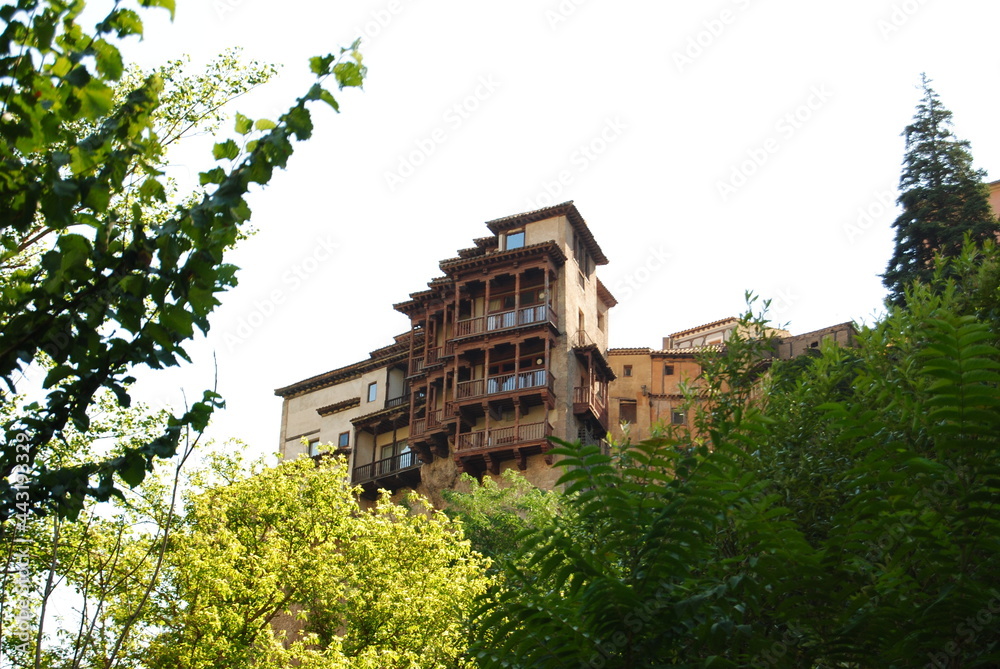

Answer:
[475,254,1000,667]
[0,0,366,519]
[3,449,491,668]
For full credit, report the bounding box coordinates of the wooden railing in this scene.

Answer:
[455,421,552,452]
[410,409,444,437]
[573,386,608,424]
[455,304,556,339]
[410,356,425,375]
[456,370,551,401]
[385,393,409,409]
[352,449,419,483]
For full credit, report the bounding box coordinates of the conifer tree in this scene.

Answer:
[882,74,999,305]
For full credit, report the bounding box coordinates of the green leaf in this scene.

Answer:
[234,112,253,135]
[212,139,240,161]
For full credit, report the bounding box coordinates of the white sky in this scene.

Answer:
[115,0,1000,457]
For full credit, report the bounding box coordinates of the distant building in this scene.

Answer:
[606,319,854,442]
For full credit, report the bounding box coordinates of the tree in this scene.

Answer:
[882,73,999,306]
[0,0,366,519]
[474,271,1000,667]
[2,449,491,668]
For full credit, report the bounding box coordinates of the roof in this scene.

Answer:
[484,201,609,266]
[669,317,739,338]
[275,342,408,398]
[438,240,566,273]
[596,278,617,308]
[652,345,725,355]
[317,397,360,416]
[607,347,652,356]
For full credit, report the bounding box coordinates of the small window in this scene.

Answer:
[597,312,605,332]
[620,400,637,424]
[367,382,377,403]
[308,439,320,457]
[671,410,687,425]
[338,432,350,449]
[663,365,674,376]
[506,230,525,250]
[623,365,632,377]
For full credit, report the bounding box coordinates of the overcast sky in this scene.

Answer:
[115,0,1000,456]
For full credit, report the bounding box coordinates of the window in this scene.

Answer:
[338,431,350,449]
[671,410,687,425]
[623,365,632,377]
[597,312,605,332]
[619,400,637,424]
[308,439,320,457]
[367,382,377,403]
[506,230,525,250]
[663,364,674,376]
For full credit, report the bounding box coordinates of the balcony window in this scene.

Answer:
[367,382,377,403]
[506,230,525,250]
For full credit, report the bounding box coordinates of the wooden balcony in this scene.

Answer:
[410,408,447,438]
[573,386,609,429]
[456,369,552,401]
[454,304,557,339]
[454,420,555,475]
[352,450,421,498]
[384,393,409,410]
[410,356,425,375]
[455,420,552,453]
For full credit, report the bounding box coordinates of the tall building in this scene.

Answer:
[275,202,616,504]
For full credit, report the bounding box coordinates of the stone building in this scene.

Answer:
[606,319,855,442]
[274,202,616,504]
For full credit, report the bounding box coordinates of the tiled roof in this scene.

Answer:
[669,317,738,338]
[484,201,608,265]
[439,240,566,272]
[317,397,360,416]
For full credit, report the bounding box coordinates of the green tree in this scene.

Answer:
[475,270,1000,667]
[144,453,489,669]
[0,0,365,519]
[441,469,565,573]
[882,73,999,306]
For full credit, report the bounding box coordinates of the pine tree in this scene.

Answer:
[882,74,999,305]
